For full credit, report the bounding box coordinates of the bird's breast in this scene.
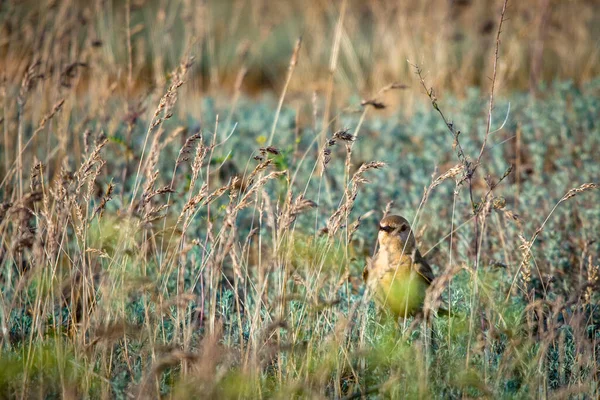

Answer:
[369,249,427,318]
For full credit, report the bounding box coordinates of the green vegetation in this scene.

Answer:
[1,1,599,398]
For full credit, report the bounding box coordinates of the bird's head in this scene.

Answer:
[377,215,416,254]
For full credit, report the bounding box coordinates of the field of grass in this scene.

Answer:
[1,0,600,399]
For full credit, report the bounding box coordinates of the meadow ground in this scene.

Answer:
[0,0,599,398]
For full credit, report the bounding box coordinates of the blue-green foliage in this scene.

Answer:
[3,80,599,398]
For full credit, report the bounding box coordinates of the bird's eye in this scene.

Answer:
[379,225,393,232]
[399,225,408,232]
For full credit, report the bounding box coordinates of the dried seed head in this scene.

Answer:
[585,256,599,304]
[322,148,332,167]
[354,161,385,176]
[30,162,43,192]
[387,83,409,90]
[92,181,115,220]
[333,129,355,142]
[361,99,386,109]
[431,164,464,189]
[289,196,317,219]
[561,183,598,201]
[493,196,506,210]
[260,146,280,155]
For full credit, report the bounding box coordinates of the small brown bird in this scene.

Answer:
[363,215,435,319]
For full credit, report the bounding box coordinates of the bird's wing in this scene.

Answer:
[413,250,435,284]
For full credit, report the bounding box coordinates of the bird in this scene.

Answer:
[363,215,437,320]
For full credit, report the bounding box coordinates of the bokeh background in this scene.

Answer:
[0,0,599,398]
[2,0,599,107]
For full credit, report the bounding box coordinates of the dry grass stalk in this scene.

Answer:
[326,161,385,236]
[245,159,273,188]
[280,193,318,231]
[584,255,598,305]
[0,1,597,397]
[176,131,203,167]
[236,170,287,212]
[479,0,509,162]
[129,57,194,210]
[507,182,599,299]
[320,0,348,152]
[430,164,464,190]
[561,183,599,201]
[267,37,302,146]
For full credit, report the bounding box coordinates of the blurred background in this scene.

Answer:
[1,0,598,112]
[1,1,600,398]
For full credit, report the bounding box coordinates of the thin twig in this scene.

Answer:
[267,37,302,146]
[479,0,509,162]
